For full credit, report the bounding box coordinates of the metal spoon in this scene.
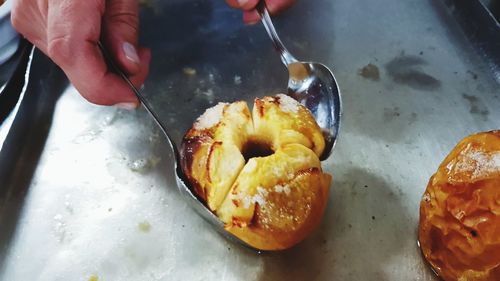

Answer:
[256,1,342,160]
[97,42,248,248]
[99,0,342,248]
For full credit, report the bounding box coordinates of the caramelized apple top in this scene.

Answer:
[419,131,500,281]
[180,95,331,250]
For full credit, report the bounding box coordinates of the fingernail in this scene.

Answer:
[123,42,140,64]
[243,11,260,24]
[245,19,260,25]
[116,102,138,110]
[237,0,248,6]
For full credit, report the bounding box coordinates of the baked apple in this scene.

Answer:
[419,130,500,281]
[252,94,325,157]
[181,94,331,250]
[181,101,252,211]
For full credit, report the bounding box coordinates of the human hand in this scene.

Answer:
[11,0,151,108]
[225,0,295,24]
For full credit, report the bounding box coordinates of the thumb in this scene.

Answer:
[103,0,141,75]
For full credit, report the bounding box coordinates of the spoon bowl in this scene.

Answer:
[98,42,253,248]
[287,62,342,160]
[256,2,342,160]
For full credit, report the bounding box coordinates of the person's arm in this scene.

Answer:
[11,0,150,109]
[225,0,296,24]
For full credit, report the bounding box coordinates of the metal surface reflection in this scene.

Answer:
[0,0,499,280]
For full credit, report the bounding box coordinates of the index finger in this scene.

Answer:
[46,0,139,106]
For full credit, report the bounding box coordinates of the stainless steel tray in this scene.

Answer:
[1,0,499,280]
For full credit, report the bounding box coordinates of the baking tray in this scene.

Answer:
[0,0,499,280]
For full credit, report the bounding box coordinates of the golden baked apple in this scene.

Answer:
[253,94,325,157]
[181,94,332,250]
[181,101,253,211]
[419,130,500,281]
[217,143,331,250]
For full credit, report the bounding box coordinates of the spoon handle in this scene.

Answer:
[97,41,181,162]
[256,1,297,66]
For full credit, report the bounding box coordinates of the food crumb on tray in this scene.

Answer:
[183,67,197,76]
[138,221,151,233]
